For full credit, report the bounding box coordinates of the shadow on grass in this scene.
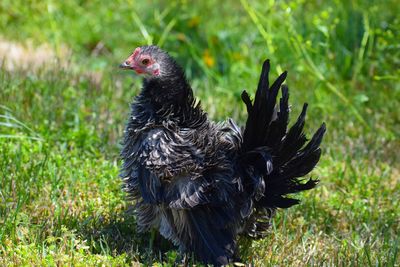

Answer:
[77,209,177,265]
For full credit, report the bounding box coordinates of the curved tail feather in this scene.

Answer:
[239,59,326,237]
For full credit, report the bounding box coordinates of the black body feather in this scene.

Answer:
[120,46,326,265]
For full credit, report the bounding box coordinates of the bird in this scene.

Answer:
[119,45,326,266]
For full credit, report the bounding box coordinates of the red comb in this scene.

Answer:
[132,47,141,58]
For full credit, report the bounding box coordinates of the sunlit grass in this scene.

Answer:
[0,0,399,266]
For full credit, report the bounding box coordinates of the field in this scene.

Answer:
[0,0,399,266]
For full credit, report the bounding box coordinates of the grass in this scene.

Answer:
[0,0,399,266]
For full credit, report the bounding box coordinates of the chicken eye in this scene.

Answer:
[141,58,150,65]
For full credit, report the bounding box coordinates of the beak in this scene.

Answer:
[119,61,132,69]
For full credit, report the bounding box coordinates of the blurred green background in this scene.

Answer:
[0,0,399,266]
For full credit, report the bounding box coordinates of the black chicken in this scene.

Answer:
[119,45,326,266]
